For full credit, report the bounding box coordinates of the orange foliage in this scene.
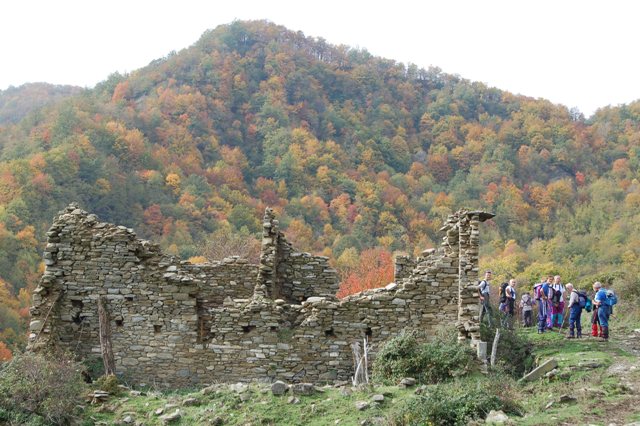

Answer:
[0,342,11,362]
[336,248,394,298]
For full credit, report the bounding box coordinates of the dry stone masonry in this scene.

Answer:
[28,204,493,387]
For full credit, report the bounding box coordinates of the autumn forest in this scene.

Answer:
[0,20,639,360]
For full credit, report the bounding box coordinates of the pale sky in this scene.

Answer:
[1,0,639,117]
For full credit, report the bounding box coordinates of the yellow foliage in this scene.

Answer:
[165,173,181,192]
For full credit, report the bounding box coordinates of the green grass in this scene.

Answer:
[513,325,640,426]
[84,384,415,425]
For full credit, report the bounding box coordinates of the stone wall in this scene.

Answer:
[256,208,338,303]
[28,204,493,387]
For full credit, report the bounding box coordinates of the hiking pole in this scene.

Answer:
[559,305,569,331]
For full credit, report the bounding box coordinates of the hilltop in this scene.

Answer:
[0,82,83,125]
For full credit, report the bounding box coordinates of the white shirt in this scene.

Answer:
[552,284,565,302]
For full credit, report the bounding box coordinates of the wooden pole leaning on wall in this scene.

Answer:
[97,296,116,376]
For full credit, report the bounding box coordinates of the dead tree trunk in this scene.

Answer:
[97,296,116,376]
[351,337,371,387]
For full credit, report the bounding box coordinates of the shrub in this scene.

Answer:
[81,355,105,381]
[0,352,86,425]
[480,313,534,377]
[372,328,476,385]
[93,374,123,396]
[388,376,522,426]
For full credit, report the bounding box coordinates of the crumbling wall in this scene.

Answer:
[257,208,338,303]
[28,204,492,387]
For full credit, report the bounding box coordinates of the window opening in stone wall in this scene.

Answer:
[154,324,162,334]
[365,327,372,338]
[197,317,208,343]
[125,296,134,302]
[115,319,124,327]
[270,326,278,332]
[72,312,83,325]
[242,325,256,333]
[324,327,336,337]
[71,300,83,309]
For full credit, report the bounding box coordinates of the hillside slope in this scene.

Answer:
[0,82,83,125]
[0,20,639,356]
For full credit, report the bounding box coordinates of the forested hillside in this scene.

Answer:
[0,20,639,358]
[0,83,83,125]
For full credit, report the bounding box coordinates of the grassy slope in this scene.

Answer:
[85,384,414,425]
[83,315,640,426]
[516,316,640,426]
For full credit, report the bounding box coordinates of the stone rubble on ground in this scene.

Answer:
[159,409,181,424]
[521,358,558,382]
[355,401,370,411]
[371,394,384,403]
[271,380,289,395]
[485,410,509,424]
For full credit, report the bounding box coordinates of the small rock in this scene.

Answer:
[154,408,164,416]
[521,359,558,382]
[240,393,251,402]
[486,410,508,424]
[372,394,384,403]
[271,380,289,396]
[129,390,142,396]
[291,383,315,395]
[414,385,428,395]
[399,377,417,387]
[578,361,604,369]
[123,415,134,424]
[355,401,369,411]
[201,385,217,395]
[229,382,247,393]
[545,401,554,410]
[340,386,352,397]
[559,394,577,403]
[335,420,341,424]
[287,396,300,404]
[182,397,199,406]
[159,409,181,424]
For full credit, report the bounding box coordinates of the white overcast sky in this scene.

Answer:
[1,0,638,117]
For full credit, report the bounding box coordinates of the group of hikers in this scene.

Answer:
[478,271,618,341]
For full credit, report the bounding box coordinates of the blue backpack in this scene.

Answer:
[577,291,589,309]
[606,290,618,306]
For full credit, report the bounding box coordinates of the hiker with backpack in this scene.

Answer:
[544,276,555,330]
[519,290,535,327]
[534,276,550,333]
[550,275,566,328]
[498,281,509,314]
[592,281,616,341]
[565,283,588,338]
[478,270,492,326]
[504,279,517,328]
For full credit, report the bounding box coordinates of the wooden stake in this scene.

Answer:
[97,296,116,376]
[490,328,500,368]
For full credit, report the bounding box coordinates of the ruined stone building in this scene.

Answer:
[28,204,493,387]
